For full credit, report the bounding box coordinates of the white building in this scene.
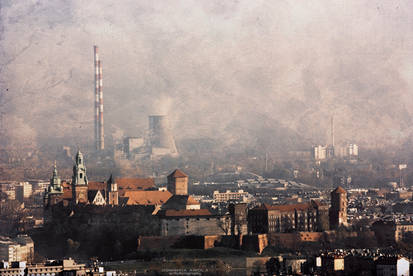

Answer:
[347,144,358,157]
[376,256,409,276]
[312,145,327,160]
[15,182,32,202]
[336,144,359,158]
[0,235,34,262]
[213,190,250,203]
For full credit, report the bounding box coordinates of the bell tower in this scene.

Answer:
[72,150,89,204]
[107,174,119,206]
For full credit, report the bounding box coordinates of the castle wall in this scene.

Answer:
[160,217,228,236]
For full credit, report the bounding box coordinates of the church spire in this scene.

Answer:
[72,149,88,204]
[44,162,63,207]
[50,161,61,189]
[73,150,88,186]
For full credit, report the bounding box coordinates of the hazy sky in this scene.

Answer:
[1,0,413,151]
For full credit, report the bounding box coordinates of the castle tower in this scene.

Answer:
[107,174,119,206]
[72,150,89,204]
[44,162,64,207]
[167,169,188,195]
[329,186,348,229]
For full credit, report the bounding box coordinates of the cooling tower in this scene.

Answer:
[148,115,178,156]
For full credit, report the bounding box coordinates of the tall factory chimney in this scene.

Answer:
[331,116,335,147]
[94,45,104,151]
[148,115,178,157]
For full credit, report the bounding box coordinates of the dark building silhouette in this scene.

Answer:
[329,186,348,229]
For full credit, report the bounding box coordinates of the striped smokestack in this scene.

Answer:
[93,45,104,151]
[98,60,104,150]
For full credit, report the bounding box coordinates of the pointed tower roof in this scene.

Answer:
[48,161,62,193]
[108,173,114,184]
[332,186,346,194]
[168,169,188,178]
[75,149,83,159]
[52,160,58,178]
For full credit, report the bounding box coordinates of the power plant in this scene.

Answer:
[117,115,179,161]
[94,45,104,151]
[148,115,178,157]
[91,46,178,159]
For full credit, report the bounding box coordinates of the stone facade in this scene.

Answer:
[228,203,248,235]
[248,201,329,234]
[158,210,230,236]
[329,186,348,229]
[167,169,188,196]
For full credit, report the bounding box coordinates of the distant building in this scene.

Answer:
[318,255,345,274]
[336,144,359,159]
[0,259,87,276]
[213,190,250,203]
[312,145,327,161]
[375,256,409,276]
[326,145,335,159]
[15,182,32,202]
[329,186,348,229]
[0,182,16,200]
[0,235,34,262]
[228,203,248,236]
[123,137,144,157]
[248,201,329,234]
[372,220,413,245]
[347,144,358,157]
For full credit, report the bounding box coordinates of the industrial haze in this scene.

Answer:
[1,0,413,154]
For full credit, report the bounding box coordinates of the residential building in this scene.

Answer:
[0,235,34,262]
[372,220,413,245]
[375,256,409,276]
[0,259,87,276]
[213,190,250,203]
[15,182,32,202]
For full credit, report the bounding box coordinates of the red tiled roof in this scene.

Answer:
[59,178,156,199]
[161,195,200,210]
[116,178,155,194]
[157,209,212,218]
[123,190,172,206]
[168,169,188,178]
[88,181,106,190]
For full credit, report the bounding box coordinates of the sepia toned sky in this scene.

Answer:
[1,0,413,152]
